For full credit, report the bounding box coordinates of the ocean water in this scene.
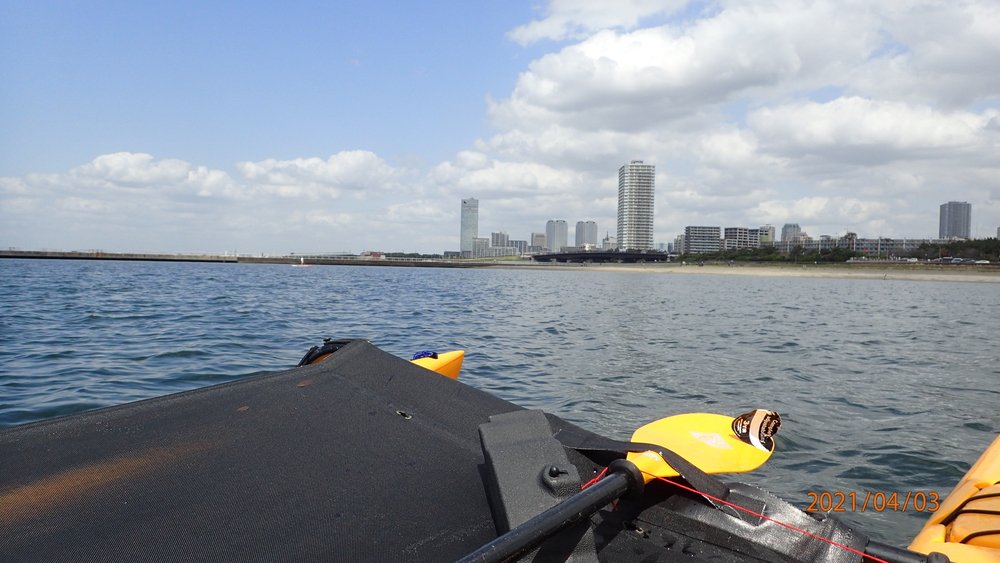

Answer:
[2,258,999,546]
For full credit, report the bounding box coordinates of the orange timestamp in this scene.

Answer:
[806,491,940,513]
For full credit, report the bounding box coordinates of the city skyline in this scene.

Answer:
[458,195,987,259]
[3,1,999,255]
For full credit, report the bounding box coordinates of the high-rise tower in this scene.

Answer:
[939,201,971,239]
[617,161,655,251]
[460,198,479,253]
[575,221,597,247]
[546,220,568,252]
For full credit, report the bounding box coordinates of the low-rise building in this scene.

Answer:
[764,234,951,257]
[491,231,509,248]
[471,237,490,259]
[723,227,761,250]
[684,226,722,254]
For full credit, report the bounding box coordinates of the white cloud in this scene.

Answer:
[429,152,588,200]
[853,1,1000,107]
[75,153,192,185]
[508,0,686,45]
[752,196,889,225]
[0,152,423,254]
[3,153,240,212]
[493,1,881,134]
[748,97,991,163]
[235,150,413,199]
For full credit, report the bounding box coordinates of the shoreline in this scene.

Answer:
[498,261,1000,283]
[0,249,482,268]
[4,249,999,282]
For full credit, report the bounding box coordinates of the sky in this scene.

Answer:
[2,0,999,255]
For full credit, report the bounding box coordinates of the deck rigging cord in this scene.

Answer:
[637,470,893,563]
[579,462,893,563]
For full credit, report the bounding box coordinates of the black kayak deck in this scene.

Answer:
[0,340,876,562]
[2,341,523,561]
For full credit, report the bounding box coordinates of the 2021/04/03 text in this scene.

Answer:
[806,491,940,512]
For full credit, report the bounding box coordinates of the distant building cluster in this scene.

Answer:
[450,160,656,258]
[668,202,983,256]
[455,197,564,258]
[456,198,516,258]
[451,172,991,259]
[675,218,975,258]
[454,211,608,259]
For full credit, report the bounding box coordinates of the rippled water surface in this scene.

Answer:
[2,258,998,545]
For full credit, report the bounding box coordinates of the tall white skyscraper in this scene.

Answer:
[575,221,598,247]
[617,161,655,250]
[939,201,971,239]
[460,198,479,253]
[546,220,568,251]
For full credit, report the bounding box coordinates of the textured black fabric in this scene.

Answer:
[639,482,868,563]
[0,340,520,562]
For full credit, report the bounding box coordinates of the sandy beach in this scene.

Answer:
[501,261,1000,283]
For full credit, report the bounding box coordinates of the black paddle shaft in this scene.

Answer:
[455,460,643,563]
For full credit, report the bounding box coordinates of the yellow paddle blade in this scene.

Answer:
[626,413,775,479]
[410,350,464,379]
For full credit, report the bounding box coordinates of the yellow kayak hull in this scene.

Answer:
[410,350,464,380]
[909,433,1000,561]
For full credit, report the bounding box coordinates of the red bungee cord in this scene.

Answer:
[580,467,892,563]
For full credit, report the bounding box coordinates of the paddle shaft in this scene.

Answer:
[455,469,633,563]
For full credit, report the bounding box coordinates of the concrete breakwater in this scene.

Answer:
[0,249,486,268]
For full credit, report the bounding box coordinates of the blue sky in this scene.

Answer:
[3,0,1000,254]
[2,1,542,174]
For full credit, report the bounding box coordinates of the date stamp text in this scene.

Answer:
[805,491,939,512]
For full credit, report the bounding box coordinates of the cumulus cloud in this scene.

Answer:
[4,153,240,211]
[0,152,422,253]
[77,153,193,185]
[235,150,414,199]
[752,196,890,226]
[429,151,587,199]
[854,1,1000,107]
[748,98,990,163]
[493,1,881,134]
